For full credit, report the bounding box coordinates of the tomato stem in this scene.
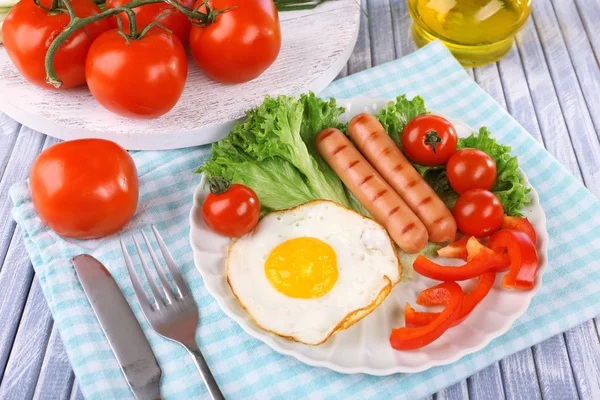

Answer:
[208,176,232,195]
[424,130,443,155]
[43,0,222,88]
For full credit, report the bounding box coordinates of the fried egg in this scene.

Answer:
[226,200,402,345]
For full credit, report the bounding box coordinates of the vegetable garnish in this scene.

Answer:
[405,272,496,328]
[488,229,539,290]
[390,282,463,351]
[502,215,537,244]
[437,236,470,260]
[199,93,358,214]
[413,237,509,281]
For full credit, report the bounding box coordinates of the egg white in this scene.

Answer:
[226,200,402,345]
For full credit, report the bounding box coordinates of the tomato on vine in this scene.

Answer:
[106,0,195,46]
[86,28,188,118]
[1,0,111,89]
[402,114,458,166]
[190,0,282,83]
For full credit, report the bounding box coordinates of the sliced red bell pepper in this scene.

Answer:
[502,216,537,244]
[390,282,464,350]
[414,237,509,281]
[437,237,470,260]
[488,229,538,290]
[406,272,496,327]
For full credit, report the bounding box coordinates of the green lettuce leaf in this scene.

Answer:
[198,94,356,213]
[375,95,427,147]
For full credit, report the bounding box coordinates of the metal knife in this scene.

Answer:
[73,254,162,400]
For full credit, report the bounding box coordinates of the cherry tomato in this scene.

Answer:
[86,29,187,119]
[453,189,504,238]
[189,0,281,83]
[2,0,111,89]
[106,0,195,46]
[447,149,497,194]
[30,139,138,239]
[401,114,458,166]
[202,177,260,237]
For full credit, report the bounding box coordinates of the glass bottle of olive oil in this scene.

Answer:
[408,0,532,66]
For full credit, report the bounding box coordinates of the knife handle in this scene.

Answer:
[186,345,225,400]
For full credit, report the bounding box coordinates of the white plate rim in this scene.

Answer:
[188,97,549,375]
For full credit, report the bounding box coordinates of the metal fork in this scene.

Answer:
[120,225,225,400]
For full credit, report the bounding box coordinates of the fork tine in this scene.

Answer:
[141,230,176,303]
[120,239,155,317]
[133,235,166,308]
[151,225,191,297]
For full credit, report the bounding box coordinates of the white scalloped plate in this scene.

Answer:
[188,98,549,375]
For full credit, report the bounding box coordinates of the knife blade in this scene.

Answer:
[73,254,162,400]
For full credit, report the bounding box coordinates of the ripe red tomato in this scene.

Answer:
[30,139,138,239]
[106,0,195,46]
[401,115,458,166]
[86,29,187,119]
[453,189,504,238]
[447,148,497,194]
[1,0,111,89]
[189,0,281,83]
[202,178,260,237]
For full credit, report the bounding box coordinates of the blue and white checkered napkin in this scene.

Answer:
[10,41,600,399]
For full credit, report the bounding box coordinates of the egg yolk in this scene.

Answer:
[264,237,338,299]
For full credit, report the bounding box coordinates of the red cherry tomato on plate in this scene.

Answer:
[30,139,138,239]
[454,189,504,238]
[86,29,187,119]
[2,0,111,89]
[202,177,260,237]
[189,0,281,83]
[106,0,195,46]
[401,114,458,166]
[447,149,497,194]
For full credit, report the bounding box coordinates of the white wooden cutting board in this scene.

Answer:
[0,1,360,150]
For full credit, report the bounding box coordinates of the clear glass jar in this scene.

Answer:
[408,0,533,67]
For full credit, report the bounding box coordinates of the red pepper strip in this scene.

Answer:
[502,216,537,244]
[390,282,464,350]
[465,237,511,272]
[406,272,496,327]
[414,237,508,281]
[488,229,538,290]
[437,237,470,260]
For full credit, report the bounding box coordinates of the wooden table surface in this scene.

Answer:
[1,0,599,398]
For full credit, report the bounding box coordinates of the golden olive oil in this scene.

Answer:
[408,0,532,66]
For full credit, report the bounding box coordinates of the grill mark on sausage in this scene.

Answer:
[433,216,446,224]
[388,206,400,217]
[347,160,360,169]
[318,129,335,142]
[401,223,416,234]
[406,180,418,189]
[372,189,387,202]
[332,144,347,155]
[360,175,374,186]
[391,164,403,174]
[418,197,433,207]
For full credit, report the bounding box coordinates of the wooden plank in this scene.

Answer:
[389,0,417,57]
[434,380,469,400]
[467,363,505,400]
[500,349,542,400]
[531,335,580,400]
[366,0,396,65]
[0,277,54,399]
[0,114,20,182]
[563,321,600,399]
[348,0,371,75]
[0,227,36,378]
[33,327,75,400]
[529,0,600,196]
[551,0,600,137]
[514,18,584,181]
[0,126,46,271]
[70,378,85,400]
[574,0,600,73]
